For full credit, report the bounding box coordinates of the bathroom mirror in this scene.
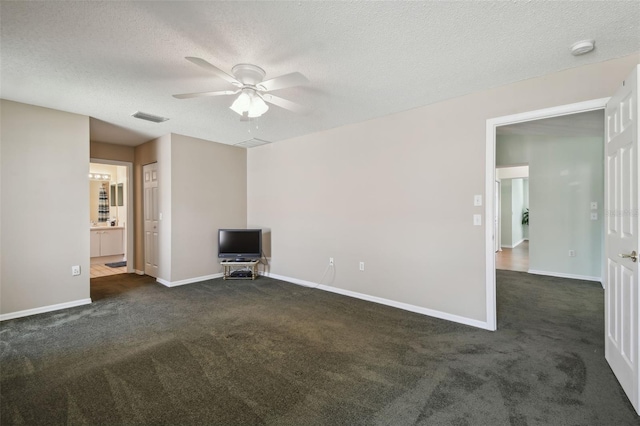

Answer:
[110,183,124,207]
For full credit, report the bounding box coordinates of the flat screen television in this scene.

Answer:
[218,229,262,261]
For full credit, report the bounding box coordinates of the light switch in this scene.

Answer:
[590,202,598,210]
[473,214,482,226]
[591,212,598,220]
[474,195,482,206]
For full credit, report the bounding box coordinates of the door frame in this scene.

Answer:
[484,98,609,330]
[90,158,134,274]
[495,179,501,253]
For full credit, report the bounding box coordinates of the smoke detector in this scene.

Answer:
[570,39,595,56]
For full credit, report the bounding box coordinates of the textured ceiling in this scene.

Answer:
[1,1,638,147]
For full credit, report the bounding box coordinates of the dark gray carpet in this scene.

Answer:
[1,271,638,425]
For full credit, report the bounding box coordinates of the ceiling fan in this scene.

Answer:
[173,57,309,119]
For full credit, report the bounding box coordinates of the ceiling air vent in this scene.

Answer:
[131,111,169,123]
[235,138,272,148]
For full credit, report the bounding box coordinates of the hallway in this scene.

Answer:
[496,240,529,272]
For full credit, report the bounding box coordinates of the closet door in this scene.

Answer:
[143,163,159,277]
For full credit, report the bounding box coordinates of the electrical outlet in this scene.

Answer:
[568,250,576,257]
[329,257,334,266]
[591,212,598,220]
[71,265,81,276]
[359,262,365,271]
[473,214,482,226]
[590,202,598,210]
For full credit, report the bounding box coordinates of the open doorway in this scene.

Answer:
[495,166,529,272]
[89,159,134,278]
[493,110,604,279]
[484,97,609,331]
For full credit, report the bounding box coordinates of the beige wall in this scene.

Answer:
[1,100,90,315]
[90,141,134,163]
[247,53,640,324]
[170,134,247,282]
[132,133,246,283]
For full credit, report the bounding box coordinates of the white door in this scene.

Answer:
[143,163,159,277]
[605,66,639,414]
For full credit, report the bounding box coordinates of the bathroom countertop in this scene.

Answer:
[90,226,124,230]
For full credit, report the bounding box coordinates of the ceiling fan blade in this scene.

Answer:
[262,94,308,114]
[258,72,309,92]
[172,90,238,99]
[185,57,241,86]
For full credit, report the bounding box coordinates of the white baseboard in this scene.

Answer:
[528,269,602,283]
[501,238,525,249]
[134,269,145,275]
[0,298,92,321]
[260,272,492,331]
[157,273,224,288]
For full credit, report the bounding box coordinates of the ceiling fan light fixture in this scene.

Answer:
[248,95,269,118]
[229,89,269,118]
[230,90,252,115]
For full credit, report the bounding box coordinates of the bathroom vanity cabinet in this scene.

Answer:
[90,227,124,257]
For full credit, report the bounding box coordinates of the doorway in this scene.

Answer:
[89,159,134,277]
[484,98,609,331]
[494,109,605,281]
[495,166,530,272]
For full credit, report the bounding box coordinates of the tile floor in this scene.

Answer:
[90,264,127,278]
[90,255,127,278]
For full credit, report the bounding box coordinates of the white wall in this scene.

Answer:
[247,54,638,326]
[497,133,604,280]
[530,136,603,279]
[501,180,513,247]
[511,179,525,246]
[500,178,526,248]
[1,100,90,316]
[169,134,246,283]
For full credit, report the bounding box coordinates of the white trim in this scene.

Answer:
[527,269,602,283]
[261,272,493,330]
[134,269,145,275]
[156,273,224,287]
[501,239,526,249]
[485,97,609,330]
[0,298,92,321]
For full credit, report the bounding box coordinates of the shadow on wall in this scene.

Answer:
[262,230,272,259]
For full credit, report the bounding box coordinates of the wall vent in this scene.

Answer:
[131,111,169,123]
[235,138,272,148]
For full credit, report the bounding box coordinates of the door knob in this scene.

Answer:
[618,250,638,262]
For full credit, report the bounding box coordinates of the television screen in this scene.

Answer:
[218,229,262,261]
